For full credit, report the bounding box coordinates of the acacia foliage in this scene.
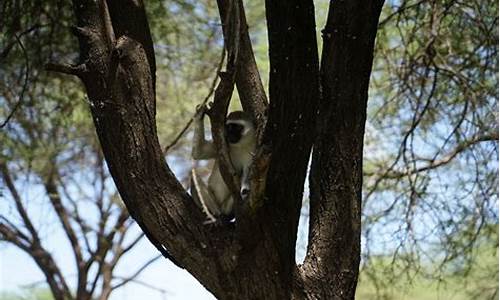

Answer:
[361,0,499,291]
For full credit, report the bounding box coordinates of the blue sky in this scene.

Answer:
[0,163,310,299]
[0,234,216,300]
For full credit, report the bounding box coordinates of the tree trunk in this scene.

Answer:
[50,0,384,299]
[303,0,385,299]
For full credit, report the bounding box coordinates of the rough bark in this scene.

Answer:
[260,0,320,292]
[50,0,385,299]
[303,0,385,299]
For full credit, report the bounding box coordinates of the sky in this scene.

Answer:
[0,158,218,300]
[0,151,306,300]
[0,172,311,300]
[0,199,310,300]
[0,235,216,300]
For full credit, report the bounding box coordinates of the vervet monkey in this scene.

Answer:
[191,105,256,221]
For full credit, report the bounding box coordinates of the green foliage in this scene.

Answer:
[358,236,498,299]
[362,0,498,280]
[0,287,53,300]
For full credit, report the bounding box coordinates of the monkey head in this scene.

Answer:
[224,111,255,145]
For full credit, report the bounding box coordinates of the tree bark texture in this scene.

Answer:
[55,0,384,299]
[303,1,385,299]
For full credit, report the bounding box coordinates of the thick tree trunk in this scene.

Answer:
[52,0,384,299]
[260,0,320,294]
[303,0,384,299]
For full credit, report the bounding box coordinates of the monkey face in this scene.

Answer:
[225,123,244,144]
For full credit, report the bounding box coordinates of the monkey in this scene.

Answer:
[190,105,256,221]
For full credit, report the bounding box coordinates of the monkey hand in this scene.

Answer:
[194,104,209,120]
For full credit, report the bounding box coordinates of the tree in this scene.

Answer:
[44,0,385,299]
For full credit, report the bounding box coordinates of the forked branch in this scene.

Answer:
[207,0,242,205]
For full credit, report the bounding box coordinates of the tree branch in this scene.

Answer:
[215,0,271,222]
[208,0,243,207]
[0,223,31,252]
[62,0,260,297]
[304,0,385,298]
[0,34,29,129]
[0,216,30,243]
[99,0,115,46]
[111,255,162,290]
[106,0,156,87]
[261,0,320,284]
[216,0,268,126]
[88,209,129,296]
[43,171,89,299]
[46,62,87,77]
[1,221,72,300]
[44,175,84,264]
[111,276,168,295]
[367,132,499,179]
[59,175,94,253]
[0,162,40,243]
[163,43,226,153]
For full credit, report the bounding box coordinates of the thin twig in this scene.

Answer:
[1,34,29,129]
[119,232,145,255]
[0,24,41,61]
[111,255,163,290]
[163,44,226,153]
[365,133,499,179]
[112,276,169,296]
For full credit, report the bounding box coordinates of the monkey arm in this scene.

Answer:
[192,114,216,160]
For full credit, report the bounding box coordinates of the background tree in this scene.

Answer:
[360,1,498,296]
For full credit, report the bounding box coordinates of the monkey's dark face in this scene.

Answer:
[225,123,244,144]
